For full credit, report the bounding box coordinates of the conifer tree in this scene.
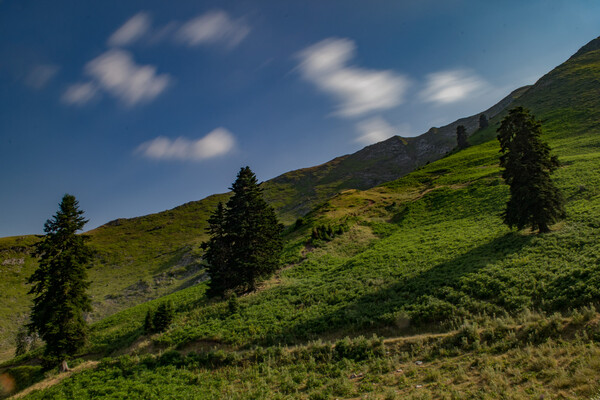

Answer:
[456,125,469,149]
[28,194,92,371]
[202,202,231,297]
[203,167,283,296]
[225,167,283,292]
[479,113,489,129]
[143,309,155,334]
[497,107,565,233]
[152,301,174,332]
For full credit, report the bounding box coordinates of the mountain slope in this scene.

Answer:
[58,34,600,357]
[4,35,600,400]
[263,86,525,224]
[0,87,523,358]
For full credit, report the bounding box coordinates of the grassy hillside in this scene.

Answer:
[0,236,40,361]
[0,193,228,357]
[0,74,523,359]
[3,36,600,399]
[262,86,523,224]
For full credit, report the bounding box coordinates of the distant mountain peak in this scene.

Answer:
[571,35,600,59]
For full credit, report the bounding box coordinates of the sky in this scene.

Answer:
[1,0,600,237]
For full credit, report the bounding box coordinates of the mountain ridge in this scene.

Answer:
[1,35,598,362]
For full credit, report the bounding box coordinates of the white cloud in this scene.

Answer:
[176,10,250,48]
[25,64,59,89]
[419,69,489,105]
[137,128,236,161]
[297,38,409,118]
[355,117,409,145]
[108,12,151,47]
[84,49,171,106]
[61,82,98,105]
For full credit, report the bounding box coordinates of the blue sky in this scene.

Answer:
[1,0,600,236]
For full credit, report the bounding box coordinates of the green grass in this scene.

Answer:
[0,236,40,357]
[4,35,600,399]
[12,313,600,399]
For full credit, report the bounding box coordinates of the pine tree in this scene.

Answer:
[28,194,92,371]
[152,301,174,332]
[203,167,283,296]
[143,309,155,334]
[456,125,469,149]
[225,167,283,292]
[479,113,489,129]
[202,202,232,297]
[497,107,566,233]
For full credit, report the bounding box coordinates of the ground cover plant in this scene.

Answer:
[9,312,600,399]
[3,36,600,399]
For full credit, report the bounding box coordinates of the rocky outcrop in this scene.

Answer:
[263,86,527,223]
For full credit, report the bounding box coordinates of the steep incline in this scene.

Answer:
[263,87,525,223]
[4,35,598,361]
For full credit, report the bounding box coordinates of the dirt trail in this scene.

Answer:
[8,361,98,399]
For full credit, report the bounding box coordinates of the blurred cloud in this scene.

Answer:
[419,69,489,104]
[107,12,151,47]
[83,49,171,106]
[297,38,409,118]
[61,82,98,105]
[25,64,60,89]
[136,128,236,161]
[355,116,409,145]
[176,10,250,48]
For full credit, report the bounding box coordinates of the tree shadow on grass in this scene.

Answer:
[265,231,533,345]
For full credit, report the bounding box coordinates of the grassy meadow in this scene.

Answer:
[2,39,600,399]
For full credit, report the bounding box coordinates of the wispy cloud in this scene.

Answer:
[297,38,409,118]
[176,10,250,48]
[136,128,236,161]
[108,12,151,47]
[25,64,60,90]
[419,69,489,105]
[355,116,409,145]
[61,82,98,105]
[64,10,250,108]
[82,49,171,106]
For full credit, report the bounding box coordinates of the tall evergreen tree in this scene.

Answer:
[203,167,283,296]
[202,202,232,297]
[28,194,92,371]
[479,113,489,129]
[456,125,469,149]
[497,107,566,233]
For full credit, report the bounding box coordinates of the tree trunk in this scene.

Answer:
[60,360,70,372]
[538,223,550,234]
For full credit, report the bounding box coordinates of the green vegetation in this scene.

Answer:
[10,313,600,399]
[28,194,92,370]
[3,36,600,399]
[0,62,521,359]
[203,167,283,296]
[497,107,566,232]
[479,113,488,129]
[456,125,469,150]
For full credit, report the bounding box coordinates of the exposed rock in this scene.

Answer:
[1,258,24,266]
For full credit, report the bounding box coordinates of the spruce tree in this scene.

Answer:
[28,194,92,371]
[497,107,566,233]
[479,113,489,129]
[143,309,155,334]
[152,301,174,332]
[203,167,283,296]
[456,125,469,149]
[225,167,283,292]
[202,202,232,297]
